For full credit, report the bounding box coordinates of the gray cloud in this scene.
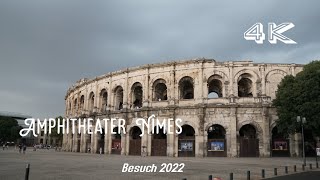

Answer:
[0,0,319,118]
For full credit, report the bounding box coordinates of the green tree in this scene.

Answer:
[0,116,22,143]
[273,60,320,136]
[50,116,64,146]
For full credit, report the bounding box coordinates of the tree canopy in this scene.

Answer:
[273,60,320,136]
[0,116,22,143]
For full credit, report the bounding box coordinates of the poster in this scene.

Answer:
[209,141,224,151]
[180,142,193,151]
[274,141,288,150]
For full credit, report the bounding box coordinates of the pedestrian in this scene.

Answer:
[99,147,102,155]
[2,144,5,151]
[33,144,36,151]
[22,144,26,154]
[18,144,22,153]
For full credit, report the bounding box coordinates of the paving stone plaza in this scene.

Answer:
[0,148,319,180]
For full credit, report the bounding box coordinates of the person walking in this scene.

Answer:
[22,144,26,154]
[2,144,5,151]
[18,144,22,153]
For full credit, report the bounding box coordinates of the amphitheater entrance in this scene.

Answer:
[271,126,290,157]
[97,128,105,154]
[129,126,142,156]
[111,127,121,154]
[178,125,195,157]
[151,126,167,156]
[77,133,81,152]
[207,125,227,157]
[239,124,259,157]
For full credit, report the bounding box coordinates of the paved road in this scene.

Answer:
[0,148,319,180]
[266,171,320,180]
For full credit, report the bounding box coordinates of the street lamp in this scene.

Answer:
[297,116,306,166]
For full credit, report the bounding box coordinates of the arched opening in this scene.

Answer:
[151,126,167,156]
[86,134,91,153]
[178,125,195,157]
[80,95,84,111]
[238,73,253,97]
[208,76,223,98]
[77,133,81,152]
[271,126,290,157]
[131,82,143,109]
[129,126,142,156]
[179,76,194,100]
[97,128,105,154]
[207,124,227,157]
[114,86,124,110]
[73,98,77,114]
[100,89,108,112]
[111,127,121,154]
[239,124,259,157]
[153,79,168,101]
[89,92,95,112]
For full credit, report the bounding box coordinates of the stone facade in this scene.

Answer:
[62,59,304,157]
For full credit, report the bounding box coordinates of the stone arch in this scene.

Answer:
[131,82,143,108]
[128,126,142,156]
[111,126,122,154]
[73,98,78,113]
[238,120,263,138]
[180,121,199,136]
[88,91,95,112]
[265,69,288,99]
[207,75,223,98]
[152,78,168,101]
[113,86,124,110]
[99,88,108,112]
[79,95,85,111]
[178,76,194,100]
[234,69,261,97]
[205,123,229,133]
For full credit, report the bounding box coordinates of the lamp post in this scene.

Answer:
[297,116,306,166]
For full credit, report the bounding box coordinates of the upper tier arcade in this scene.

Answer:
[65,58,303,117]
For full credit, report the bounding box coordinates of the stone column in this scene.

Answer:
[229,107,238,157]
[125,132,130,155]
[262,107,270,157]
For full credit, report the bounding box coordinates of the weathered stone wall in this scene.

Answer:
[62,59,303,157]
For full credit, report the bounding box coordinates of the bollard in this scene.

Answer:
[25,164,30,180]
[209,175,212,180]
[285,166,288,174]
[294,165,297,172]
[274,168,278,176]
[247,171,250,180]
[261,169,265,178]
[302,165,305,171]
[309,164,312,170]
[229,173,233,180]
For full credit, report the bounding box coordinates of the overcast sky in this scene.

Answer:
[0,0,319,118]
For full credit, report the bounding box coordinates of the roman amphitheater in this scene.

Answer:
[62,59,305,158]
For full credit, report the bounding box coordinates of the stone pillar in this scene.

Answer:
[262,107,270,157]
[123,72,129,109]
[289,134,295,157]
[125,132,130,155]
[195,134,204,157]
[147,134,152,156]
[229,107,238,157]
[169,69,176,106]
[294,133,302,157]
